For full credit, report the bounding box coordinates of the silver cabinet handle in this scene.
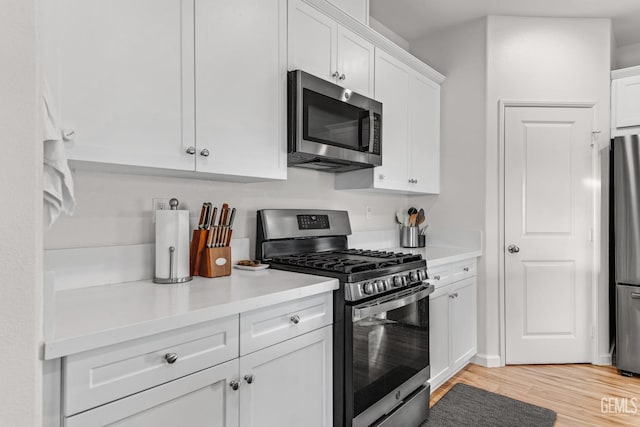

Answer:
[339,73,346,80]
[230,380,239,391]
[449,294,455,299]
[379,174,385,180]
[244,374,255,384]
[454,292,458,298]
[186,146,196,155]
[433,275,441,280]
[463,267,469,272]
[507,244,520,253]
[332,71,340,78]
[164,353,178,364]
[200,148,210,157]
[290,314,301,325]
[415,179,418,184]
[62,129,76,141]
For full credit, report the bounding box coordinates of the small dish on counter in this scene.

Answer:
[234,260,270,271]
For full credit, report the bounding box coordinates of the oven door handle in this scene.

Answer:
[352,281,435,321]
[368,111,375,153]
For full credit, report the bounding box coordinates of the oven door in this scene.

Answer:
[349,283,434,427]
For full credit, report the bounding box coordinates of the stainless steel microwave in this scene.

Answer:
[287,70,382,172]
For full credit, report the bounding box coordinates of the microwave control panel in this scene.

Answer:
[297,214,330,230]
[373,113,381,155]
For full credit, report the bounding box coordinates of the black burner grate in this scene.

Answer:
[270,249,422,274]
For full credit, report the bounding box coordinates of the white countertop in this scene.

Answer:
[384,246,482,267]
[44,269,338,360]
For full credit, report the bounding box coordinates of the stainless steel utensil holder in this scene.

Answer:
[400,226,419,248]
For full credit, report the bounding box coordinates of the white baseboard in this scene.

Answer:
[593,353,613,366]
[471,353,502,368]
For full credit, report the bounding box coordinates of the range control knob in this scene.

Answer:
[363,282,375,295]
[382,279,390,290]
[418,269,427,281]
[401,275,408,286]
[410,271,419,283]
[393,275,402,287]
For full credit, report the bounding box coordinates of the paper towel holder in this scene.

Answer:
[154,246,193,284]
[153,198,193,284]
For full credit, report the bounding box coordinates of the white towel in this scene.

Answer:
[43,82,76,229]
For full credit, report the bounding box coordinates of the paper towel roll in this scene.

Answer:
[155,209,191,282]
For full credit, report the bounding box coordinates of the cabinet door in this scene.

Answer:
[239,326,332,427]
[288,0,338,83]
[337,27,374,97]
[409,73,440,194]
[65,359,239,427]
[428,288,450,391]
[373,49,410,191]
[42,0,195,171]
[614,75,640,129]
[449,278,477,369]
[195,0,286,180]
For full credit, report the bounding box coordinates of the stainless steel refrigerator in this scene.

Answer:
[613,134,640,376]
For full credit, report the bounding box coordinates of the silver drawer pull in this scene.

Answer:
[433,275,441,280]
[449,294,455,299]
[290,314,301,325]
[631,293,640,299]
[164,353,178,364]
[244,374,255,384]
[463,267,469,272]
[230,380,239,391]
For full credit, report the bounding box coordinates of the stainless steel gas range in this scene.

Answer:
[256,209,434,427]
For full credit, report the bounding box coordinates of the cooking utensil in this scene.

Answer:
[408,207,417,216]
[418,208,425,226]
[410,213,418,226]
[395,211,404,225]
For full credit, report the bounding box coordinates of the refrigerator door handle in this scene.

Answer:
[632,293,640,299]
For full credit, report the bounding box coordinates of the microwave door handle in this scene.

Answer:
[352,283,435,321]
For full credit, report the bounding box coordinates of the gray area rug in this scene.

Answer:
[421,383,557,427]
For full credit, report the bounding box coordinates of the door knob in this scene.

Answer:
[200,148,210,157]
[507,244,520,254]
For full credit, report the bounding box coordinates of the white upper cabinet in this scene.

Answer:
[43,0,286,181]
[372,49,411,191]
[195,0,286,180]
[409,73,441,193]
[612,66,640,137]
[336,26,375,97]
[42,0,195,172]
[336,49,442,194]
[288,0,374,97]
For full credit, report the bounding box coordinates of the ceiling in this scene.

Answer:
[369,0,640,47]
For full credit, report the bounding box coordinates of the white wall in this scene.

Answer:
[409,18,490,360]
[485,16,612,361]
[45,167,409,251]
[369,16,410,51]
[0,0,43,424]
[616,42,640,69]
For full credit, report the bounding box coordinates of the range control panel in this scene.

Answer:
[297,214,330,230]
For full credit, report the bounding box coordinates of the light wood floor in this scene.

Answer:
[431,364,640,426]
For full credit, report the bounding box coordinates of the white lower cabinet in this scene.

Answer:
[66,359,240,427]
[62,295,333,427]
[428,260,477,392]
[239,326,332,427]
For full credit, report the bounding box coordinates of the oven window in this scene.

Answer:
[352,298,429,417]
[303,89,370,151]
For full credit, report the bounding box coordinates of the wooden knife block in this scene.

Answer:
[189,229,208,276]
[199,246,232,278]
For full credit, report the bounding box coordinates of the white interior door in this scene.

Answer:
[504,106,593,364]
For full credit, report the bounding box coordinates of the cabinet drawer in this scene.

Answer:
[450,260,477,282]
[427,264,451,288]
[240,292,333,356]
[64,315,239,416]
